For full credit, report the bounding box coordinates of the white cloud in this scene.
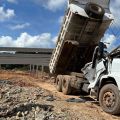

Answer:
[103,34,116,51]
[110,0,120,27]
[100,1,120,51]
[34,0,67,11]
[0,32,56,48]
[7,0,17,4]
[46,0,67,11]
[52,36,58,44]
[58,16,64,24]
[0,7,15,22]
[9,23,30,30]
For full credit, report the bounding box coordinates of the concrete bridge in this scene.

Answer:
[0,47,53,72]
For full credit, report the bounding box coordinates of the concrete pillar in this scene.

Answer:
[31,65,34,77]
[41,65,44,73]
[33,65,39,78]
[30,64,32,72]
[33,65,35,72]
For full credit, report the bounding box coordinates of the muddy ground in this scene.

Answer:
[0,70,120,120]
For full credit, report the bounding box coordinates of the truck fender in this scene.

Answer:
[99,75,120,90]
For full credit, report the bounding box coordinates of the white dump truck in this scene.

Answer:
[49,0,120,115]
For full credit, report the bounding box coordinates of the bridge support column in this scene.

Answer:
[30,64,32,72]
[41,65,44,73]
[36,65,39,78]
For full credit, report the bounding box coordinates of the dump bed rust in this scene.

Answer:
[49,0,113,74]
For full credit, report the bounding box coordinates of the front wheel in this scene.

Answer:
[99,84,120,115]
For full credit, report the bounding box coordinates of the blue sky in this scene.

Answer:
[0,0,67,48]
[0,0,65,37]
[0,0,120,51]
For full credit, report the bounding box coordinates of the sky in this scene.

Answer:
[0,0,120,51]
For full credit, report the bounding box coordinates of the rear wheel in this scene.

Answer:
[56,75,63,92]
[99,84,120,115]
[62,76,71,95]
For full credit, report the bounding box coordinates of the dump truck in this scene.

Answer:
[49,0,120,115]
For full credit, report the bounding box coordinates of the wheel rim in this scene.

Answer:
[103,91,116,109]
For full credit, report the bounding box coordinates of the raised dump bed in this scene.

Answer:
[49,0,113,74]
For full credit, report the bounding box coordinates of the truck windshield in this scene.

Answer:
[69,0,110,9]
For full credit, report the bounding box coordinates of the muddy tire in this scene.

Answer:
[62,76,71,95]
[85,2,105,19]
[99,84,120,115]
[56,75,63,92]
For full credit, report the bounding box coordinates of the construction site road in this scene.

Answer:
[0,70,120,120]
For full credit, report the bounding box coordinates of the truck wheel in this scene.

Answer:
[56,75,63,92]
[62,76,71,95]
[85,2,105,19]
[99,84,120,115]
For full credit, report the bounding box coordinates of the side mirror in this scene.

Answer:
[98,42,107,58]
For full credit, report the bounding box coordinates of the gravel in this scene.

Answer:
[0,80,68,120]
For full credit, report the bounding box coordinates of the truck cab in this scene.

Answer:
[98,48,120,115]
[82,45,120,115]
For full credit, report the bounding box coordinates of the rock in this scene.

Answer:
[16,116,20,120]
[6,92,10,97]
[22,112,24,117]
[14,88,22,94]
[0,80,12,85]
[24,102,28,106]
[17,104,27,112]
[0,118,6,120]
[50,77,55,83]
[17,112,22,117]
[51,77,55,80]
[43,76,49,79]
[0,91,6,99]
[40,90,45,94]
[6,117,11,120]
[49,115,55,120]
[46,95,56,101]
[0,93,2,99]
[33,93,40,100]
[4,97,12,103]
[24,111,29,116]
[32,107,35,112]
[66,98,86,103]
[35,113,45,120]
[36,106,40,112]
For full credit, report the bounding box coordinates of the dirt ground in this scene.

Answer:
[0,70,120,120]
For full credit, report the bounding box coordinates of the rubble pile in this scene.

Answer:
[0,80,67,120]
